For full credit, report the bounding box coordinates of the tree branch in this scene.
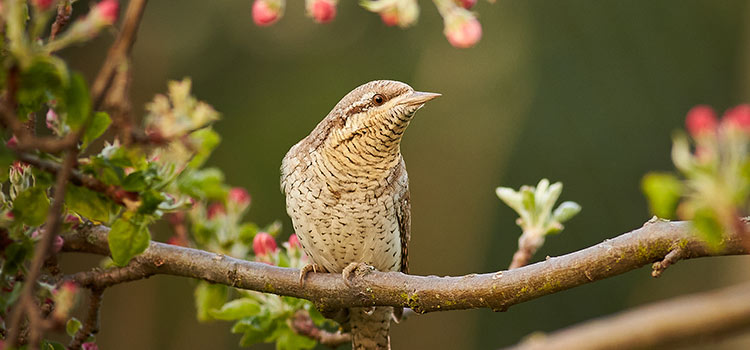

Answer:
[14,152,139,207]
[504,280,750,350]
[62,219,747,313]
[68,288,103,350]
[290,310,351,348]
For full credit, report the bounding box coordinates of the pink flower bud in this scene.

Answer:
[288,233,301,249]
[82,342,99,350]
[253,232,278,256]
[380,10,399,26]
[310,0,336,23]
[457,0,476,9]
[32,0,54,11]
[58,281,78,295]
[46,109,59,129]
[722,104,750,132]
[167,236,188,247]
[95,0,119,25]
[228,187,251,207]
[206,203,226,219]
[6,135,17,149]
[444,14,482,48]
[252,0,281,26]
[65,214,81,228]
[685,105,717,137]
[53,235,64,253]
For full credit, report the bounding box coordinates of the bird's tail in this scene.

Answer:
[350,306,392,350]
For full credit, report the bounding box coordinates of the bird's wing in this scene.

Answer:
[397,174,411,274]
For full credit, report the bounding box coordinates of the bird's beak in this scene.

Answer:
[402,91,441,106]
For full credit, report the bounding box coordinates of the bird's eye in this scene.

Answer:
[372,94,385,106]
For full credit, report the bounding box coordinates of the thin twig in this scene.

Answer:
[68,288,104,350]
[14,151,139,207]
[62,220,748,314]
[290,310,351,348]
[504,281,750,350]
[7,150,78,347]
[49,0,73,42]
[91,0,148,110]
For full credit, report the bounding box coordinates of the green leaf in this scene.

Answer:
[233,315,275,347]
[209,298,261,321]
[121,168,159,192]
[41,340,67,350]
[275,324,317,350]
[641,172,683,219]
[16,57,68,118]
[63,73,91,130]
[137,190,166,215]
[187,128,221,169]
[552,201,581,223]
[12,186,50,226]
[81,111,111,149]
[65,184,115,223]
[178,168,228,200]
[0,143,12,182]
[194,281,228,322]
[691,207,724,248]
[66,317,83,337]
[108,215,151,266]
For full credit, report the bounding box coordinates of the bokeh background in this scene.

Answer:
[60,0,750,348]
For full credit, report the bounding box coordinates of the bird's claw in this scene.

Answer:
[342,262,374,287]
[299,263,322,286]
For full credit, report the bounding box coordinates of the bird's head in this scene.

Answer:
[322,80,440,151]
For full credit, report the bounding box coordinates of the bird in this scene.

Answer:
[280,80,439,349]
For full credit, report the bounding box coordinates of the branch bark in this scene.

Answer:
[504,281,750,350]
[62,219,747,313]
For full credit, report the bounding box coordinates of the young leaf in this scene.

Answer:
[81,111,112,149]
[108,215,151,266]
[66,317,83,337]
[209,298,261,320]
[691,207,724,248]
[187,128,221,169]
[12,186,50,226]
[641,172,683,219]
[275,324,317,350]
[65,184,115,223]
[194,281,228,322]
[63,73,91,130]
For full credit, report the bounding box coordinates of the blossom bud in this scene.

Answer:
[685,105,717,138]
[6,135,17,149]
[443,8,482,48]
[288,234,301,250]
[32,0,55,11]
[457,0,476,9]
[206,203,226,219]
[228,187,251,208]
[167,236,188,247]
[52,281,79,322]
[46,108,60,131]
[53,235,64,253]
[94,0,119,25]
[308,0,337,23]
[253,232,278,257]
[82,343,99,350]
[252,0,283,26]
[364,0,418,28]
[722,104,750,132]
[380,10,399,26]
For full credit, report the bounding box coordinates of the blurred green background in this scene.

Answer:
[60,0,750,349]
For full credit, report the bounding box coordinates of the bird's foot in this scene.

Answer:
[342,262,374,287]
[299,263,323,286]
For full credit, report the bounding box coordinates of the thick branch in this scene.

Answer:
[505,281,750,350]
[63,220,747,313]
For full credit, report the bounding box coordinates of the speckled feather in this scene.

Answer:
[281,80,432,350]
